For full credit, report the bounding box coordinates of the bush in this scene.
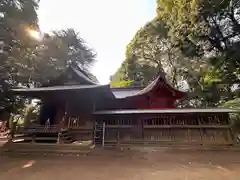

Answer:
[230,113,240,132]
[223,98,240,132]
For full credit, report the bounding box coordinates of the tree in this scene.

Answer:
[111,19,208,92]
[111,19,169,87]
[19,29,97,86]
[111,1,240,107]
[0,1,97,115]
[0,0,39,113]
[110,61,133,88]
[156,0,240,107]
[157,0,240,84]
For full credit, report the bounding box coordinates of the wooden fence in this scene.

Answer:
[99,114,234,146]
[67,117,93,141]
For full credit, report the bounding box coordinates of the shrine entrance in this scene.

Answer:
[39,103,57,125]
[94,109,237,147]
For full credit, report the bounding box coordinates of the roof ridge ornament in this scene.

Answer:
[156,70,166,80]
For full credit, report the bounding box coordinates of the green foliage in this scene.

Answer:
[111,18,208,92]
[111,0,240,108]
[19,29,96,86]
[157,0,201,57]
[112,19,170,87]
[157,0,240,83]
[110,79,132,88]
[110,61,132,87]
[23,103,39,125]
[223,98,240,110]
[223,99,240,132]
[203,70,222,85]
[157,0,199,29]
[0,1,97,114]
[0,0,39,113]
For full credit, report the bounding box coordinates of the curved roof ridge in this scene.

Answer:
[157,76,187,95]
[116,75,187,99]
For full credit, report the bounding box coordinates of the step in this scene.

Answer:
[35,137,58,140]
[2,148,91,156]
[61,132,72,136]
[1,142,93,152]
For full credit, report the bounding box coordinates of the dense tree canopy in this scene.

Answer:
[111,0,240,108]
[0,0,39,113]
[16,28,96,86]
[1,0,240,113]
[0,0,96,115]
[157,0,240,83]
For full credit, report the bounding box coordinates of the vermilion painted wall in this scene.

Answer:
[149,97,175,109]
[133,88,177,109]
[109,81,185,110]
[134,96,175,109]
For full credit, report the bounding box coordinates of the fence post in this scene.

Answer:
[57,131,61,144]
[102,122,105,147]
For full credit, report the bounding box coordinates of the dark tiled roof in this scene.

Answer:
[70,66,98,85]
[11,84,108,92]
[94,108,239,115]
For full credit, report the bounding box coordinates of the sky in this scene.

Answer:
[38,0,156,84]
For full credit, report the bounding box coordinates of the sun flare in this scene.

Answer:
[27,29,42,41]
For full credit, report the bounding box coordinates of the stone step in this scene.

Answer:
[0,143,92,154]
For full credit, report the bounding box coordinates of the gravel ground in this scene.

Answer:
[1,149,240,180]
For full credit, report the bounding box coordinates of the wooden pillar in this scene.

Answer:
[117,118,120,146]
[92,101,96,143]
[197,116,203,145]
[54,105,65,125]
[141,116,144,140]
[136,115,142,140]
[64,99,69,127]
[92,115,96,144]
[226,112,235,144]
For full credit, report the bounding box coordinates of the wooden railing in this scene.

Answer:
[100,114,234,146]
[67,117,92,129]
[12,118,93,143]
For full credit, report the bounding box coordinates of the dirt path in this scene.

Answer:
[1,150,240,180]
